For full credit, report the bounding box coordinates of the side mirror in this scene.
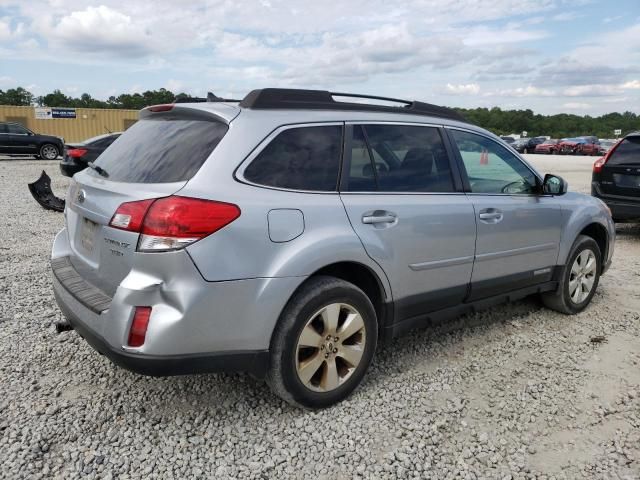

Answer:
[542,174,568,195]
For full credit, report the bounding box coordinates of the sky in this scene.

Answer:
[0,0,639,115]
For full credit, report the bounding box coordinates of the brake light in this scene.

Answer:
[108,196,241,252]
[593,139,623,173]
[67,148,88,158]
[593,157,606,173]
[109,199,154,231]
[128,306,152,347]
[147,104,174,112]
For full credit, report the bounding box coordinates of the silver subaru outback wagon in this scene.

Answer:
[52,88,615,408]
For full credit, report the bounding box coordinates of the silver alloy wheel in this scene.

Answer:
[569,249,597,304]
[41,145,58,160]
[295,303,366,393]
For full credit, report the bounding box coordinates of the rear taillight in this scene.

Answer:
[109,199,154,232]
[593,139,623,173]
[128,306,152,347]
[67,148,87,158]
[108,196,240,252]
[593,157,606,173]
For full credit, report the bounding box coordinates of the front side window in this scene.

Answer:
[346,124,455,193]
[244,125,342,191]
[450,129,538,194]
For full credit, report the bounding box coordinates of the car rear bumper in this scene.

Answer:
[51,227,302,378]
[592,183,640,221]
[53,278,269,378]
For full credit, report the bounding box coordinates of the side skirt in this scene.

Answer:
[382,280,559,340]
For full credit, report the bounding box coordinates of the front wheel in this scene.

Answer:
[541,235,601,314]
[39,144,59,160]
[266,276,378,408]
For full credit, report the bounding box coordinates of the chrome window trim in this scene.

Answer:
[234,121,344,195]
[344,120,443,128]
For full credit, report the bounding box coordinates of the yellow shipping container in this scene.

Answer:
[0,105,138,143]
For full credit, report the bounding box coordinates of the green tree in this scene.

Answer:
[38,89,73,107]
[0,87,33,106]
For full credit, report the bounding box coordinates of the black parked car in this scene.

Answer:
[60,132,121,177]
[592,132,640,222]
[0,122,64,159]
[512,137,546,154]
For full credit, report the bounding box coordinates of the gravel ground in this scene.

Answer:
[0,155,638,480]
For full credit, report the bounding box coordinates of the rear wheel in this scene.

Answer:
[541,235,601,314]
[267,276,377,408]
[39,144,59,160]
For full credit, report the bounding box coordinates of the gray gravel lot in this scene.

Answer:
[0,155,638,479]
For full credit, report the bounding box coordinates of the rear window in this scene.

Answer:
[243,125,342,191]
[92,119,227,183]
[608,137,640,165]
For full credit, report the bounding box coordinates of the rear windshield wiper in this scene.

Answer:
[87,162,109,178]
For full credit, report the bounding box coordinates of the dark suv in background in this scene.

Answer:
[592,132,640,222]
[513,137,545,154]
[0,122,64,159]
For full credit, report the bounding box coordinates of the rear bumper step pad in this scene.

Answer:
[51,256,112,313]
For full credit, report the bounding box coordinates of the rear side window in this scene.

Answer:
[608,137,640,165]
[347,124,455,192]
[92,119,227,183]
[7,124,28,134]
[244,125,342,191]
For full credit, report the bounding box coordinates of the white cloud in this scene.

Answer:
[622,80,640,90]
[45,6,156,56]
[0,17,11,40]
[486,86,556,97]
[562,102,591,110]
[445,83,480,95]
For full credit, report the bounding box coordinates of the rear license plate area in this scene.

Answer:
[81,218,98,252]
[613,173,640,188]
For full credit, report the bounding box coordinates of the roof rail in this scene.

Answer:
[238,88,467,122]
[173,92,241,104]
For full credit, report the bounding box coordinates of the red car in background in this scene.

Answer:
[534,139,560,154]
[557,138,584,154]
[576,139,603,156]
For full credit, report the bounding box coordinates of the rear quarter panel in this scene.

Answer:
[182,116,392,299]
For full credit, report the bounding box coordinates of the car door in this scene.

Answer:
[447,128,562,300]
[340,123,477,323]
[7,123,37,154]
[0,123,11,153]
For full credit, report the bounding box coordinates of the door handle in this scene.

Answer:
[478,209,503,223]
[362,211,397,225]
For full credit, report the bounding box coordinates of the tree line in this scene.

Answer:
[1,86,637,138]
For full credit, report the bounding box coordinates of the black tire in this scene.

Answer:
[39,144,59,160]
[541,235,601,314]
[266,276,378,409]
